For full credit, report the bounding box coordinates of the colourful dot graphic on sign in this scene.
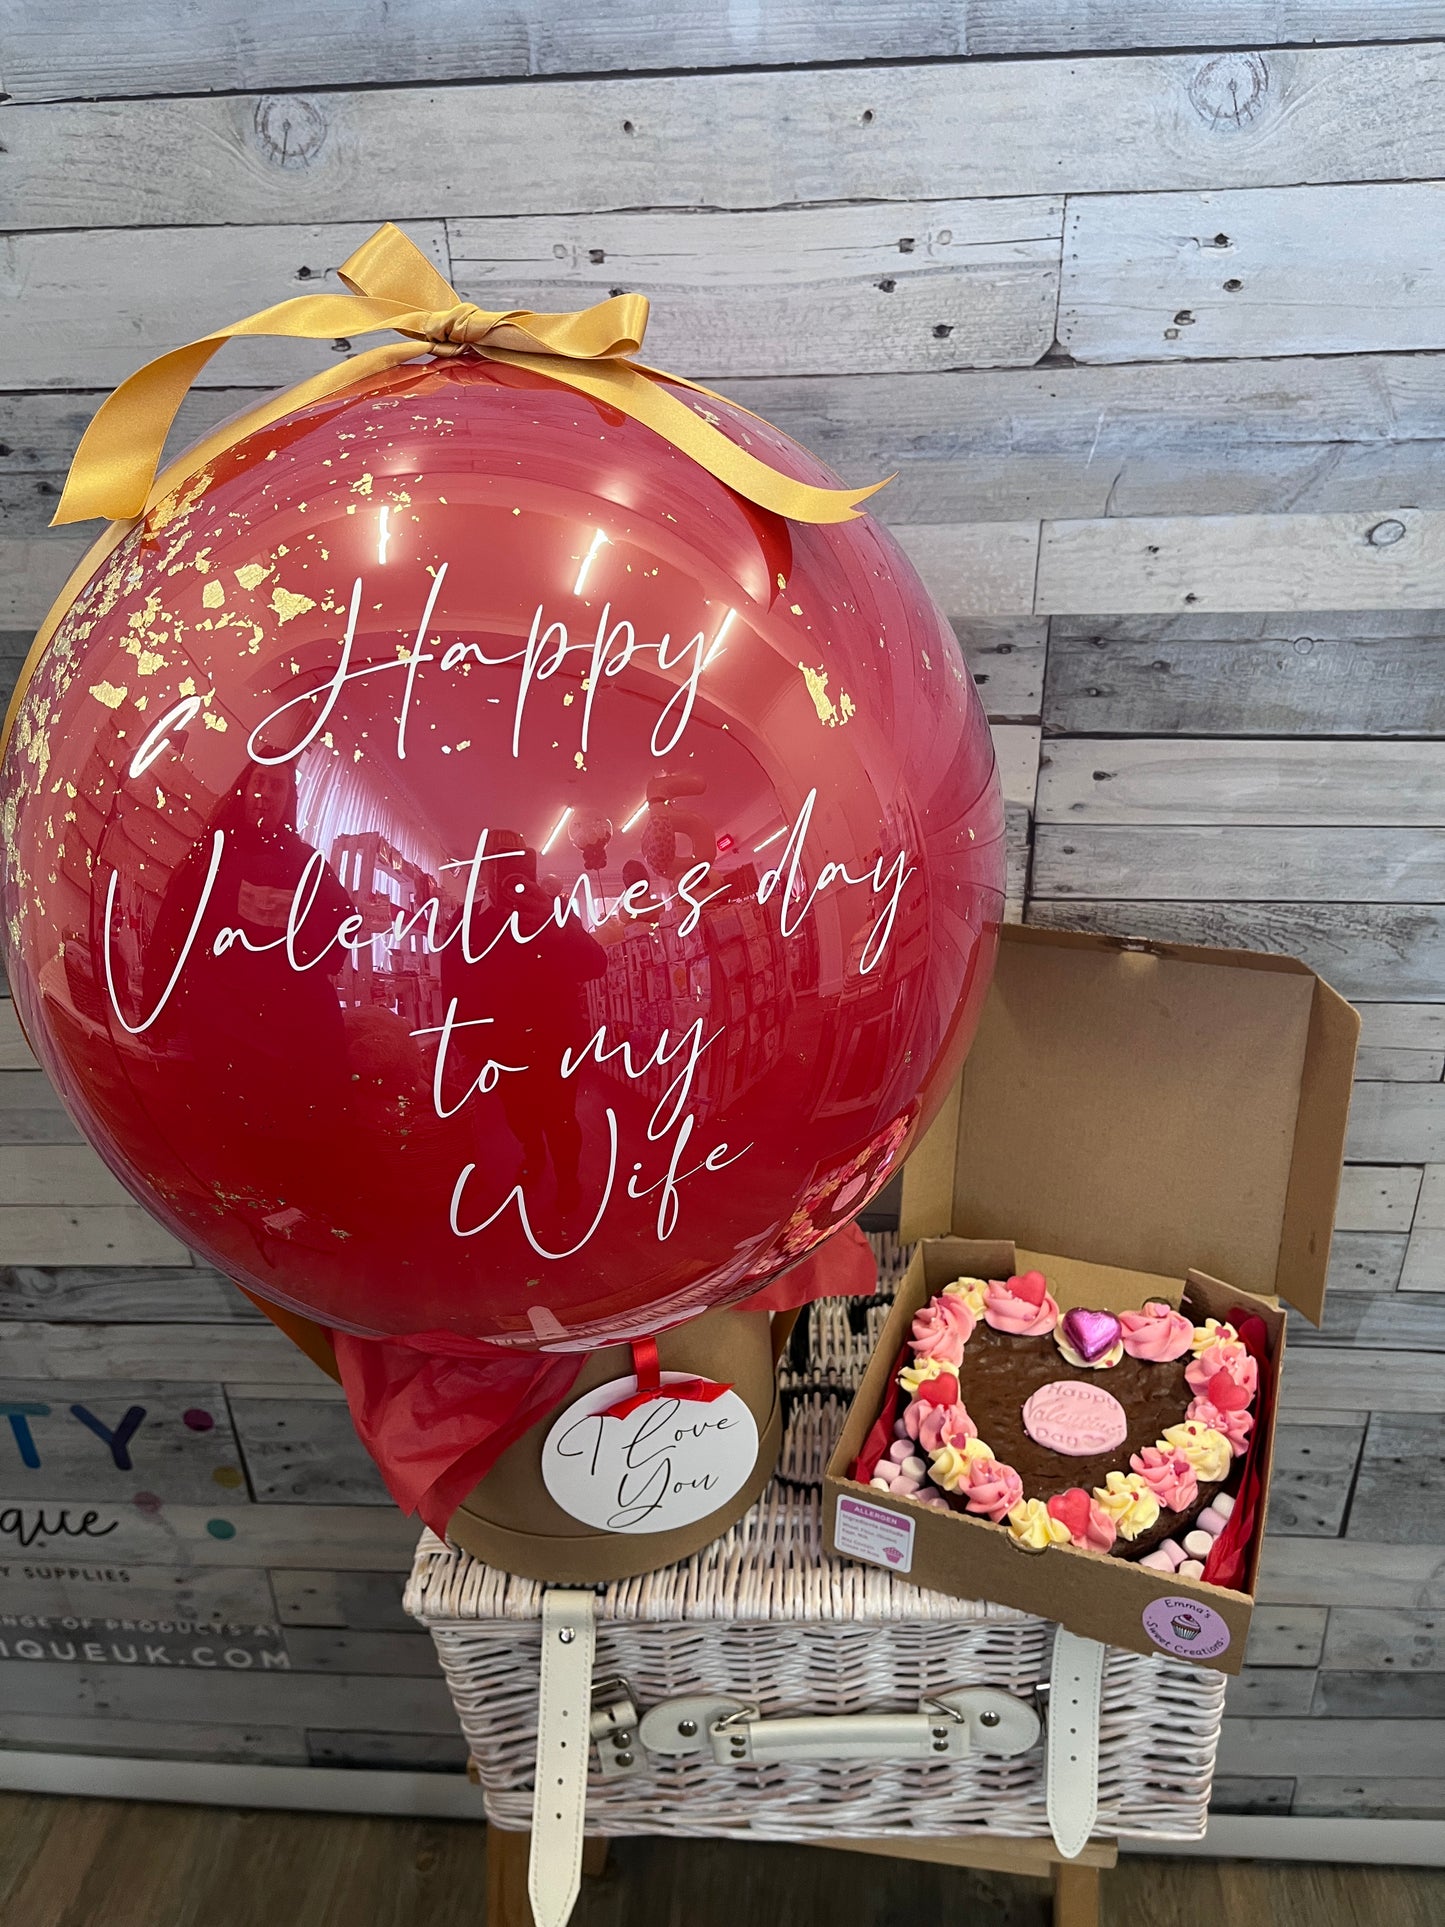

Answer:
[211,1466,245,1489]
[206,1518,237,1540]
[132,1490,163,1513]
[182,1408,216,1432]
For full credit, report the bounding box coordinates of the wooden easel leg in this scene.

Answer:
[1052,1860,1101,1927]
[486,1825,533,1927]
[582,1836,611,1878]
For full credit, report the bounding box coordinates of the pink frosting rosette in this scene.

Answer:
[1186,1397,1254,1455]
[1128,1443,1200,1513]
[960,1455,1024,1522]
[1118,1302,1194,1363]
[908,1293,976,1365]
[903,1397,978,1455]
[1185,1341,1258,1401]
[1045,1487,1118,1554]
[982,1272,1059,1338]
[1077,1500,1117,1554]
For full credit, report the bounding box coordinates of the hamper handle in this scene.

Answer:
[638,1687,1039,1764]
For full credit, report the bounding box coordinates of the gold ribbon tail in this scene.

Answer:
[50,295,435,526]
[484,348,888,524]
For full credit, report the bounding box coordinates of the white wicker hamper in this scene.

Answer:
[404,1236,1225,1849]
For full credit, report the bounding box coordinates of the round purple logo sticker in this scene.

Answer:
[1141,1593,1231,1660]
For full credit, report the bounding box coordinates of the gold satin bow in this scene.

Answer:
[52,222,886,528]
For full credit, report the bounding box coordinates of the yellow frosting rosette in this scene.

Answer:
[1006,1497,1072,1550]
[942,1276,990,1317]
[927,1435,995,1492]
[1091,1470,1161,1541]
[898,1354,954,1396]
[1158,1421,1233,1485]
[1189,1317,1239,1356]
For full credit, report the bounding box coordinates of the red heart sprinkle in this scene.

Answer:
[1009,1271,1048,1308]
[916,1371,959,1407]
[1047,1489,1092,1539]
[1207,1368,1251,1412]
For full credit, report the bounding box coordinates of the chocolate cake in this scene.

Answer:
[863,1270,1257,1573]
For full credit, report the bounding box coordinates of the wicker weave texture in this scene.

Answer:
[405,1235,1225,1842]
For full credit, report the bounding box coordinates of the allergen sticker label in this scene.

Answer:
[1141,1593,1232,1660]
[833,1493,915,1574]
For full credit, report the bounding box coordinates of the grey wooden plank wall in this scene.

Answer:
[2,4,1444,1820]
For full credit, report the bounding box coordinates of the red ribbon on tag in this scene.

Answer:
[599,1334,733,1420]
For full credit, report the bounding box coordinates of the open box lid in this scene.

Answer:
[900,925,1359,1324]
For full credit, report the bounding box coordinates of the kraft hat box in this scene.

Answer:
[824,923,1360,1674]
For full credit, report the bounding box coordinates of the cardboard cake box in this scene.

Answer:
[824,925,1360,1672]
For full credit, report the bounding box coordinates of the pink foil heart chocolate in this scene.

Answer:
[1060,1307,1122,1363]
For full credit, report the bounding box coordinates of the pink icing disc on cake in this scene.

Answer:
[1022,1379,1130,1457]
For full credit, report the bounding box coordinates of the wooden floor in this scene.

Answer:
[0,1794,1440,1927]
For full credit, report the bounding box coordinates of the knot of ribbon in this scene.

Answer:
[598,1335,734,1421]
[395,292,648,362]
[51,221,886,530]
[407,302,508,352]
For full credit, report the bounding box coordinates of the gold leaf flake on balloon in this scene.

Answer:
[149,468,212,533]
[202,580,225,609]
[88,681,128,709]
[797,663,854,729]
[270,586,315,624]
[235,563,272,592]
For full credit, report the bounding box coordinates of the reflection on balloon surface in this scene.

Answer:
[2,358,1005,1347]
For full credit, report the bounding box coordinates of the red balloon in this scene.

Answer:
[1,359,1004,1347]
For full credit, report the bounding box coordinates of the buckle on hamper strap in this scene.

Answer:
[590,1673,641,1780]
[637,1688,1040,1766]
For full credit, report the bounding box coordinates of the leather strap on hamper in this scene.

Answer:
[1045,1627,1105,1860]
[529,1589,598,1927]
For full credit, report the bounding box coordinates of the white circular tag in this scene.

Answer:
[540,1372,760,1535]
